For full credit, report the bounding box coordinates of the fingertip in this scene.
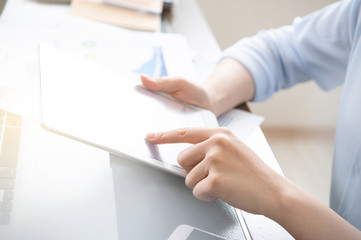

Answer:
[140,75,160,91]
[146,133,156,141]
[139,74,149,85]
[139,74,148,80]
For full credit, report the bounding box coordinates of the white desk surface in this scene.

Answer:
[0,0,293,238]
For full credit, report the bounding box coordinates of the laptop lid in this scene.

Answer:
[38,44,218,177]
[0,109,118,239]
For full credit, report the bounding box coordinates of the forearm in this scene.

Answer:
[271,179,361,240]
[203,58,255,116]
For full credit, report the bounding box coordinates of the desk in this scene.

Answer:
[0,0,292,239]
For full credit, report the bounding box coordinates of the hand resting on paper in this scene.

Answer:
[140,74,214,114]
[140,58,255,117]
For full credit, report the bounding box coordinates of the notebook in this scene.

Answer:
[38,44,218,177]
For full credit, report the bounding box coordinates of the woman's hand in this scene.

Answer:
[146,127,287,216]
[141,58,255,116]
[140,75,215,113]
[146,127,361,239]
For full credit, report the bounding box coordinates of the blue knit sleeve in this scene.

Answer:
[221,0,355,102]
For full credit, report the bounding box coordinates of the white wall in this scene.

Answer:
[196,0,342,129]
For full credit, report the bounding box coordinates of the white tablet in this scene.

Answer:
[39,45,218,177]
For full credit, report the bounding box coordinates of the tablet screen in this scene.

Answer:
[39,45,218,176]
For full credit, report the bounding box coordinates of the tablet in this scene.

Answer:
[39,44,218,176]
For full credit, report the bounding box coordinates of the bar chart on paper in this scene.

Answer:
[58,33,170,78]
[133,47,168,77]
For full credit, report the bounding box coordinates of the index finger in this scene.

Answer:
[146,127,217,144]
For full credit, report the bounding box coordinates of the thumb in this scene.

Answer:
[140,74,187,94]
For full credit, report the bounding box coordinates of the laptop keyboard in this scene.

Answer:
[0,109,22,225]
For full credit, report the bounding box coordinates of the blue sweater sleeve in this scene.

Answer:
[221,0,357,102]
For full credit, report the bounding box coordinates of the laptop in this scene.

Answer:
[38,44,218,177]
[0,109,118,239]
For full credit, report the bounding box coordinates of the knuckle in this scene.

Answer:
[177,150,186,166]
[157,132,166,142]
[177,128,188,137]
[204,151,225,172]
[194,176,222,201]
[210,133,229,147]
[185,176,194,189]
[218,127,232,135]
[193,188,213,202]
[208,174,222,192]
[205,151,220,165]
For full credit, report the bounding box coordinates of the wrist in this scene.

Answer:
[203,85,219,115]
[263,176,299,221]
[202,58,256,116]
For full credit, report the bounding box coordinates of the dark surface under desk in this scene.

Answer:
[0,0,7,16]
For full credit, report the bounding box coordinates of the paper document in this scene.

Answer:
[0,3,194,119]
[218,109,264,141]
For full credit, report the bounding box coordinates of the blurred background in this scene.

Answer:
[196,0,339,205]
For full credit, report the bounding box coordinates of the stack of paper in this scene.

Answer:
[70,0,163,32]
[104,0,163,14]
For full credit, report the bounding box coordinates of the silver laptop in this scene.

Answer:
[0,109,118,239]
[38,44,218,177]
